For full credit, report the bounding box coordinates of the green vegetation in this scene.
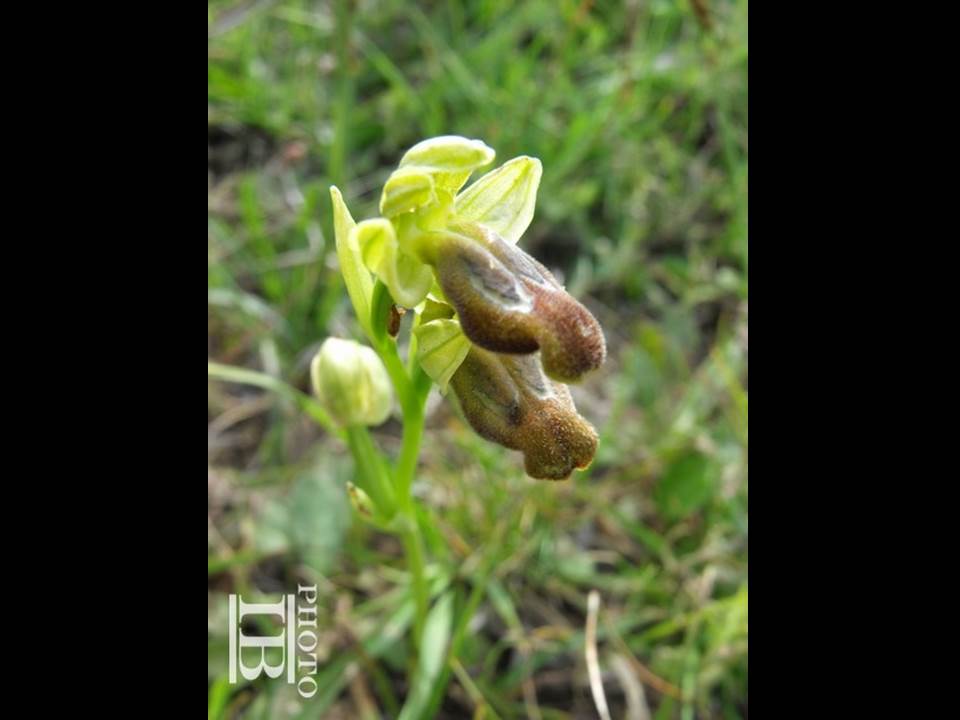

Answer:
[208,1,747,717]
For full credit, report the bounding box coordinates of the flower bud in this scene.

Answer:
[310,338,393,427]
[346,481,376,518]
[428,222,606,383]
[449,346,598,480]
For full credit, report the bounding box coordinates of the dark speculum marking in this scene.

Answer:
[501,353,552,399]
[461,252,531,309]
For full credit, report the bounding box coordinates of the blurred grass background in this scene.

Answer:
[208,0,747,717]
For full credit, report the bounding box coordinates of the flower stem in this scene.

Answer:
[396,378,429,648]
[345,425,396,518]
[396,401,425,500]
[400,515,429,649]
[369,278,432,650]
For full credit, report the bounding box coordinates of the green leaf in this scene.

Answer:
[398,591,455,720]
[330,186,375,339]
[287,463,351,573]
[207,675,231,720]
[207,361,343,439]
[253,498,291,555]
[380,166,437,217]
[399,135,495,194]
[486,578,521,629]
[293,597,415,720]
[355,218,434,308]
[654,450,717,521]
[454,156,543,244]
[413,318,470,392]
[256,462,351,574]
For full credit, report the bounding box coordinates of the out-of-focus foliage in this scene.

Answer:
[208,0,747,717]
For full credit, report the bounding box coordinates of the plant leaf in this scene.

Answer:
[454,156,543,244]
[398,591,455,720]
[287,462,351,573]
[207,361,343,439]
[653,450,717,521]
[254,461,351,574]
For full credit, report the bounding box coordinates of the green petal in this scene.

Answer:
[399,135,495,194]
[355,218,434,308]
[379,166,437,217]
[330,186,374,339]
[413,317,471,393]
[453,156,542,244]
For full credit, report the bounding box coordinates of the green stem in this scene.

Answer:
[381,339,413,409]
[345,425,396,518]
[396,399,425,501]
[396,379,429,648]
[368,278,432,652]
[400,518,429,649]
[371,281,414,406]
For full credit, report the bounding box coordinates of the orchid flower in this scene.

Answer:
[330,136,605,479]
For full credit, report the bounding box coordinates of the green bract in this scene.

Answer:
[412,318,471,393]
[329,135,605,479]
[330,187,374,340]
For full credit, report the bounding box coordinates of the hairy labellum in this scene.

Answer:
[428,222,606,383]
[449,346,598,480]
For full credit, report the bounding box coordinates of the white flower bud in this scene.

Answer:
[310,338,393,427]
